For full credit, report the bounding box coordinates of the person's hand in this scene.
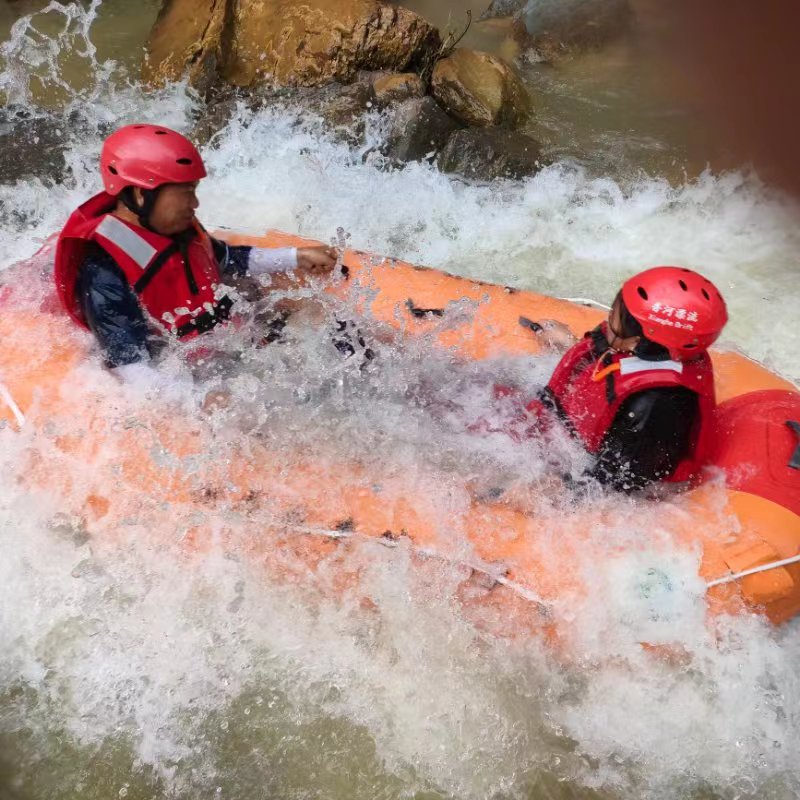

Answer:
[296,246,338,276]
[536,319,577,351]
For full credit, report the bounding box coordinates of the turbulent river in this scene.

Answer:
[1,2,799,799]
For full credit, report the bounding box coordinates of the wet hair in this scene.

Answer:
[614,292,643,338]
[613,292,670,359]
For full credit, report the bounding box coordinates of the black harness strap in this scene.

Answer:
[539,386,579,440]
[133,241,181,294]
[601,351,617,404]
[176,295,234,339]
[787,420,800,470]
[133,228,200,296]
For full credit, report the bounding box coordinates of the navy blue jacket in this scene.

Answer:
[76,238,251,368]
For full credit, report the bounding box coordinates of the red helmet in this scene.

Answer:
[621,266,728,359]
[100,124,206,196]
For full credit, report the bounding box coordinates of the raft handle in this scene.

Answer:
[406,299,445,318]
[787,420,800,470]
[519,316,544,333]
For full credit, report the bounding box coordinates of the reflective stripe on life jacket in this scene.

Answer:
[543,324,716,480]
[54,191,231,339]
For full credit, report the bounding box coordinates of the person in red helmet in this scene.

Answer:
[527,266,729,492]
[54,124,338,377]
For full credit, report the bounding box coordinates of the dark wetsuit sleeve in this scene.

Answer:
[211,237,252,278]
[76,248,151,368]
[588,387,699,492]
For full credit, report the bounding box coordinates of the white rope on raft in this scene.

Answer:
[291,521,800,660]
[0,382,25,427]
[558,297,612,311]
[292,525,552,612]
[297,525,800,602]
[706,553,800,589]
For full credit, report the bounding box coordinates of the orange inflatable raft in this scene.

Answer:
[2,231,799,644]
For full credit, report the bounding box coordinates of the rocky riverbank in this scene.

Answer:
[145,0,630,182]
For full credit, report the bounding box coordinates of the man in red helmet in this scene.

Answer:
[526,267,728,492]
[55,124,338,378]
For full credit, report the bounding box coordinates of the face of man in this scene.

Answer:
[138,181,200,236]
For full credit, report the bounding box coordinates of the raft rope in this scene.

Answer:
[0,381,25,427]
[292,524,552,613]
[706,553,800,589]
[558,297,612,311]
[296,525,800,603]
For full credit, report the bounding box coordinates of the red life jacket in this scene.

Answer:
[54,191,232,339]
[541,325,717,481]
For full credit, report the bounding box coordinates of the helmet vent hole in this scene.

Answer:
[108,165,118,175]
[702,288,711,301]
[154,130,168,135]
[679,280,688,291]
[133,125,144,129]
[637,287,648,301]
[176,158,192,165]
[684,343,698,349]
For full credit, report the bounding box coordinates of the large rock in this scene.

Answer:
[190,92,240,147]
[0,107,89,184]
[227,0,440,87]
[384,96,461,163]
[301,81,375,143]
[144,0,442,91]
[431,48,530,128]
[142,0,227,94]
[372,72,425,107]
[317,81,374,125]
[479,0,527,20]
[513,0,632,61]
[437,127,544,180]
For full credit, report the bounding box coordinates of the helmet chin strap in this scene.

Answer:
[119,186,160,232]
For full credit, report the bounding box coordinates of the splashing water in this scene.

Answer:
[1,3,800,800]
[0,0,111,106]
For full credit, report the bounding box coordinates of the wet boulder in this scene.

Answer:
[142,0,226,94]
[431,48,530,128]
[316,81,375,127]
[384,96,462,164]
[143,0,441,92]
[0,108,70,184]
[479,0,527,20]
[226,0,440,88]
[190,93,241,147]
[300,81,375,143]
[513,0,633,61]
[372,72,425,107]
[437,127,544,180]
